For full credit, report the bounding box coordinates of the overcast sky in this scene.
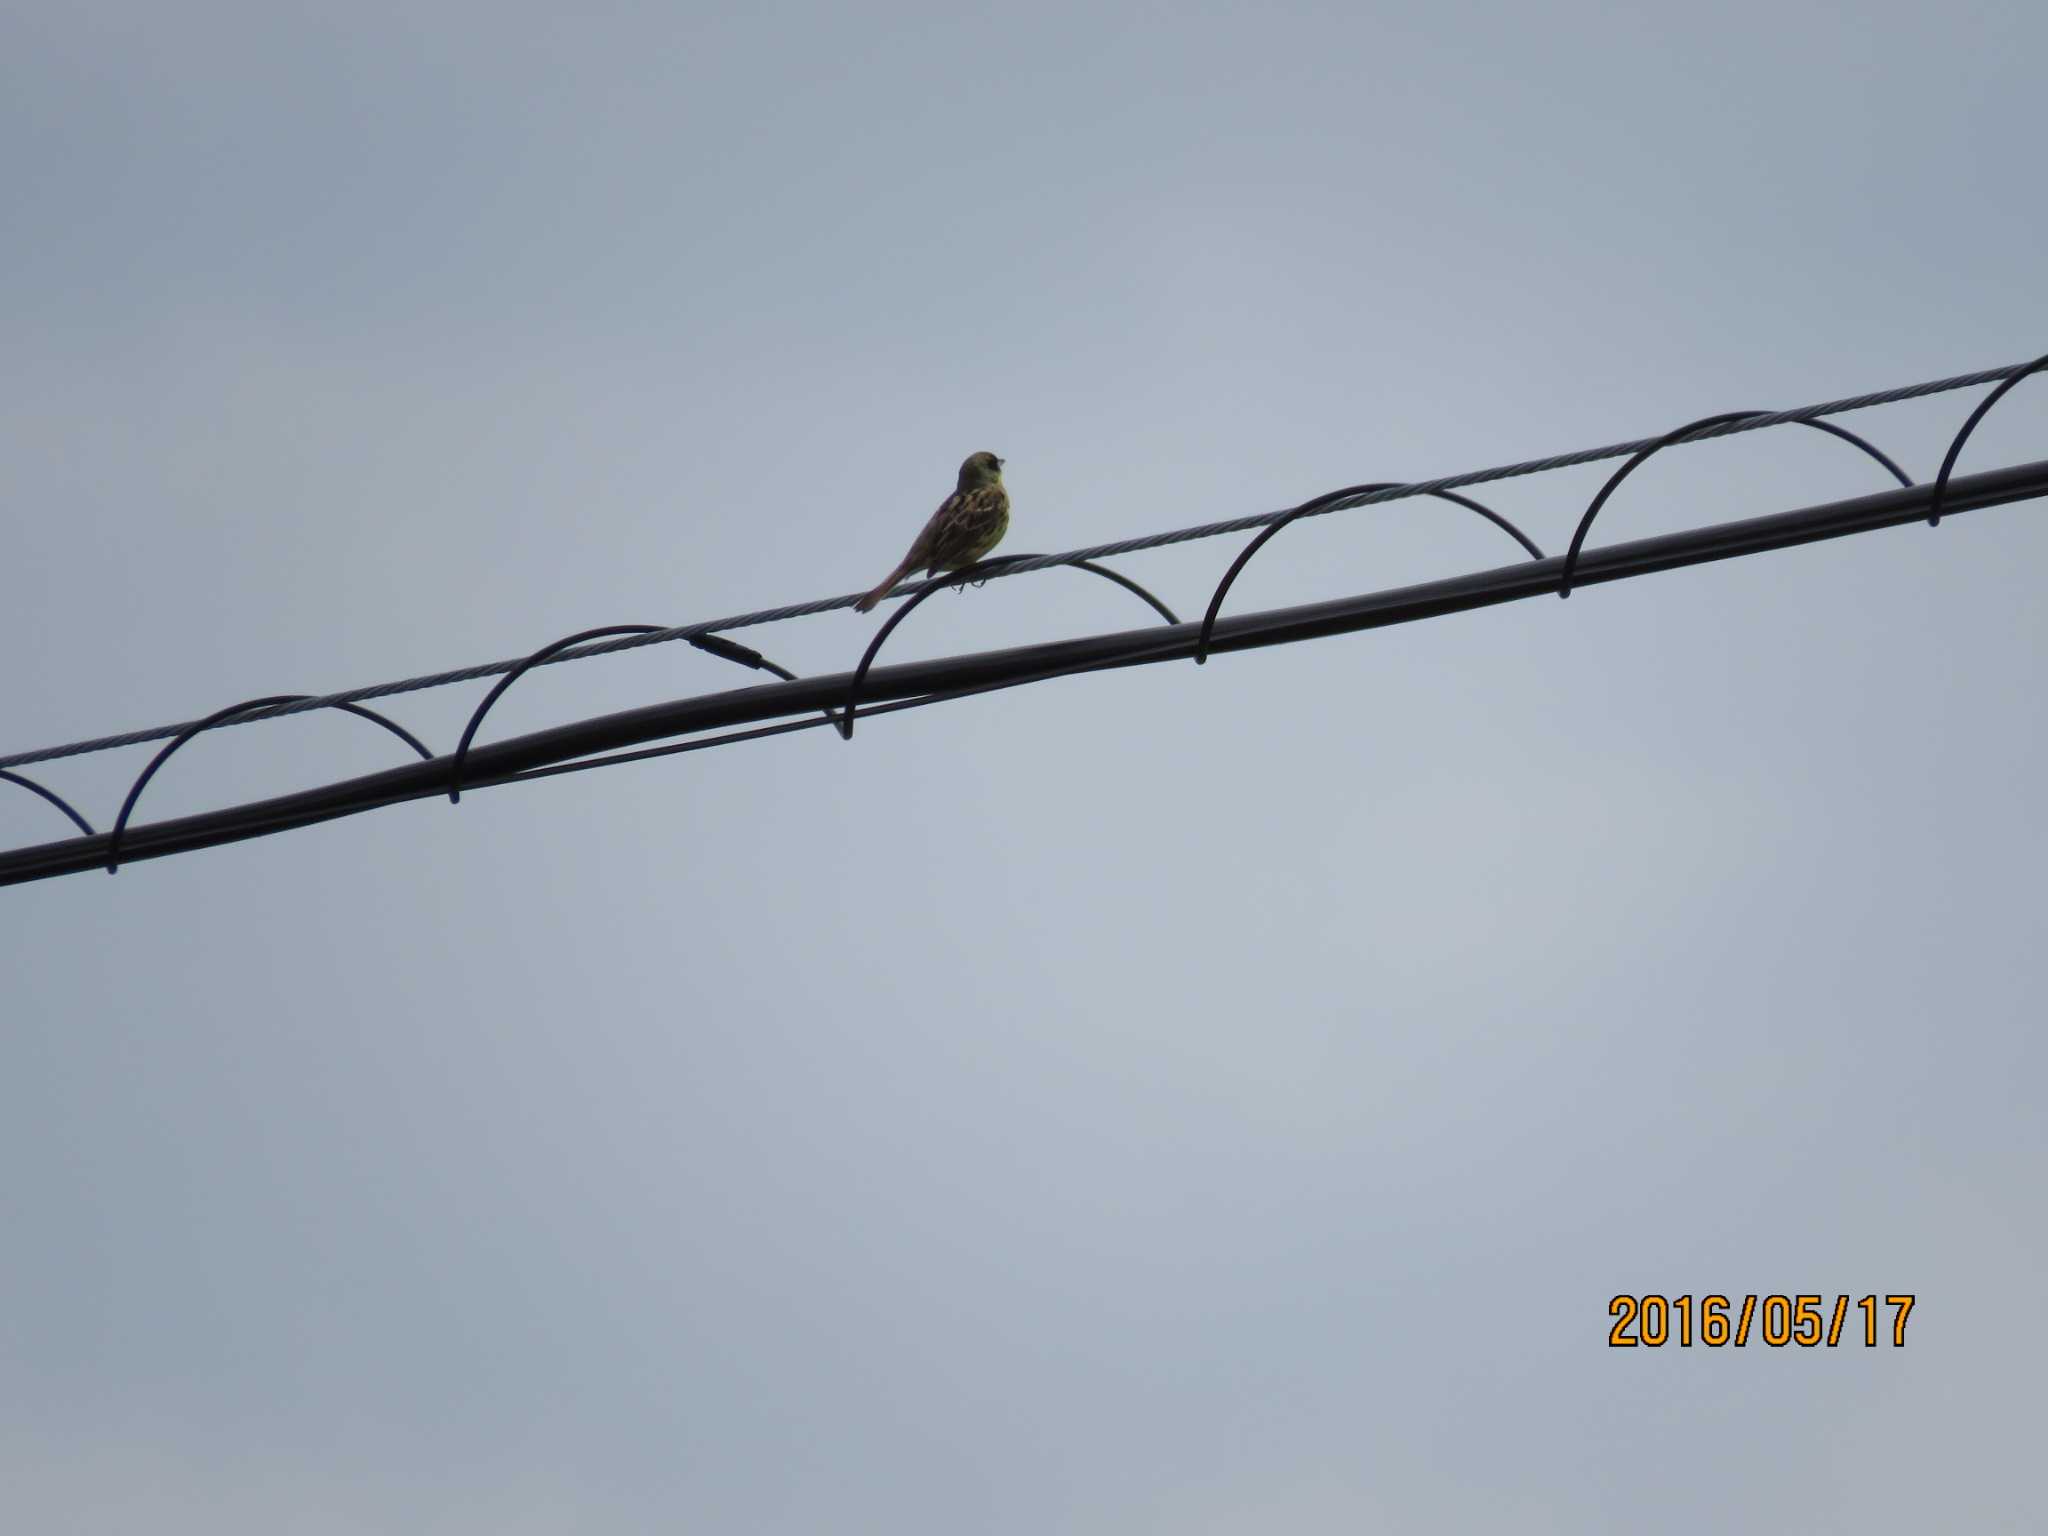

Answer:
[4,2,2045,1531]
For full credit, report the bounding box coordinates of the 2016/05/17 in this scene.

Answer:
[1608,1294,1915,1348]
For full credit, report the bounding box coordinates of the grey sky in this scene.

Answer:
[5,2,2044,1531]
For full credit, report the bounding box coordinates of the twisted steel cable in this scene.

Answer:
[4,453,2046,886]
[0,359,2023,772]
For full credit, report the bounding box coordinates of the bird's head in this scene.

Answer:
[958,451,1005,488]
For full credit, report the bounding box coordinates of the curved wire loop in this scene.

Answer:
[1557,411,1914,599]
[1,768,96,839]
[105,694,433,873]
[1060,559,1179,626]
[837,554,1180,739]
[449,625,664,802]
[1194,483,1544,664]
[447,624,811,802]
[1926,351,2048,527]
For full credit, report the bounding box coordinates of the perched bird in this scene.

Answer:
[853,451,1011,612]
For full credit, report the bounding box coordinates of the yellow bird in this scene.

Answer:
[854,452,1011,612]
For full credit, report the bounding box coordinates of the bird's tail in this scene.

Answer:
[853,559,915,613]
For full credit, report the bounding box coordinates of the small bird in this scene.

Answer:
[853,451,1011,612]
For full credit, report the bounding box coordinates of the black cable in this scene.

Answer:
[2,355,2028,773]
[4,457,2041,888]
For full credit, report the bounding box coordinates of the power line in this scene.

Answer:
[0,357,2025,773]
[4,456,2042,887]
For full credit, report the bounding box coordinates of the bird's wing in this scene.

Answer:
[922,485,1008,570]
[900,492,962,569]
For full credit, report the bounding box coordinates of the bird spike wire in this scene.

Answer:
[445,624,806,800]
[452,624,817,798]
[103,695,432,873]
[1196,484,1542,663]
[448,625,661,803]
[1925,351,2048,527]
[835,554,1178,739]
[1555,413,1913,599]
[2,354,2041,876]
[1,356,2033,777]
[6,453,2048,887]
[0,769,96,839]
